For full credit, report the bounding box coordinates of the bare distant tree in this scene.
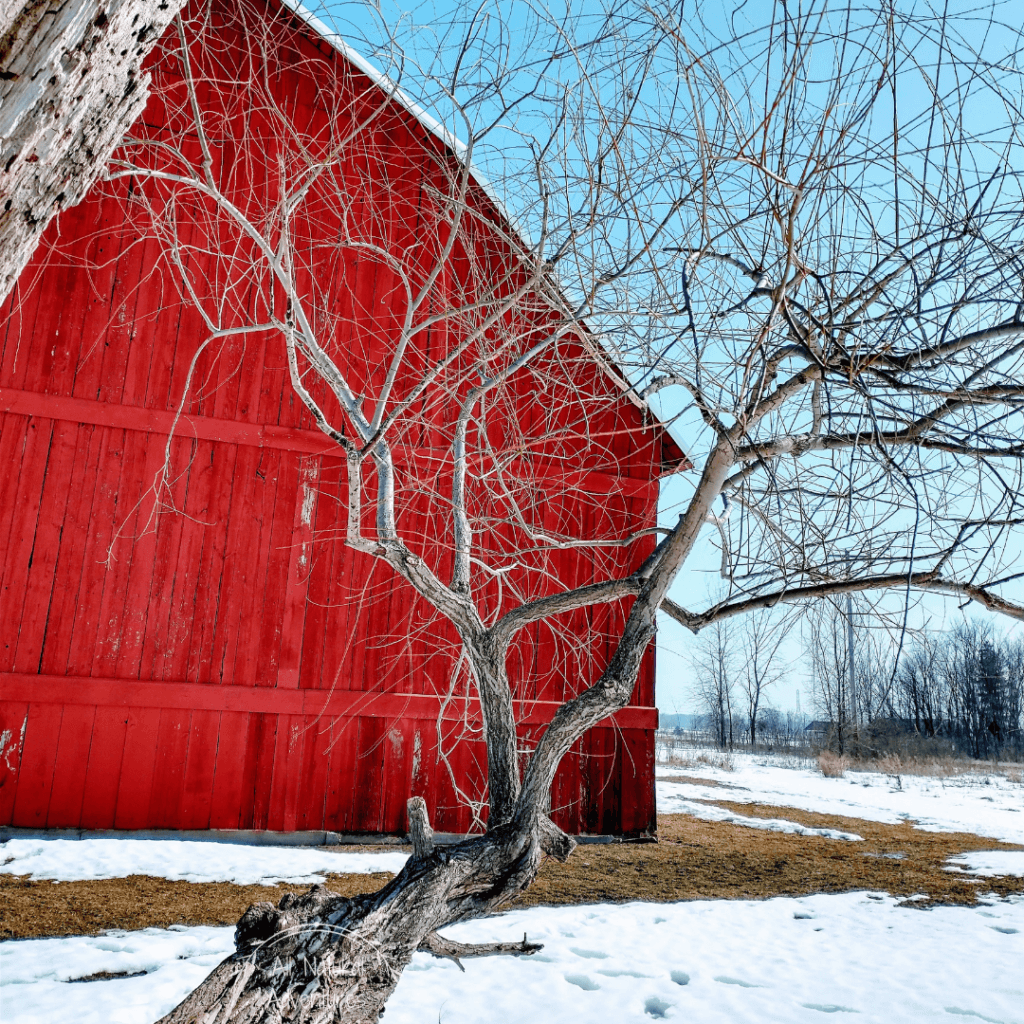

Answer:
[737,609,792,747]
[691,618,736,749]
[58,0,1024,1019]
[0,0,187,302]
[805,600,856,752]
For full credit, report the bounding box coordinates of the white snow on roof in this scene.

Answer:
[279,0,533,247]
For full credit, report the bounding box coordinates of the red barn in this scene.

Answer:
[0,0,684,838]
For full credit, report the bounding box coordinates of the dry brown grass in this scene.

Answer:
[816,752,1024,781]
[818,751,849,777]
[4,805,1022,941]
[665,751,735,772]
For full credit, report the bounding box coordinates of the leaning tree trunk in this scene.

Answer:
[156,801,571,1024]
[0,0,186,303]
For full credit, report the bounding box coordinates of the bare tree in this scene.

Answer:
[0,0,187,302]
[737,609,791,747]
[690,618,736,749]
[805,600,856,752]
[59,0,1024,1019]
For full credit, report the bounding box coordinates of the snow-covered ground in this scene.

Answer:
[3,752,1022,1023]
[3,894,1022,1024]
[657,748,1024,844]
[0,838,408,885]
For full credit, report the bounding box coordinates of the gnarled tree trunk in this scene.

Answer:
[0,0,186,303]
[156,807,565,1024]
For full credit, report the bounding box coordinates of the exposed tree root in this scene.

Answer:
[156,809,566,1024]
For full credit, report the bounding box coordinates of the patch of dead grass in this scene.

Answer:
[654,774,734,788]
[3,806,1022,941]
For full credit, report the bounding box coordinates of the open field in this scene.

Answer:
[3,807,1023,940]
[2,751,1022,1023]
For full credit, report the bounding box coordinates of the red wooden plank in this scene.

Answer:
[10,703,63,827]
[0,701,30,825]
[95,230,147,411]
[119,232,166,409]
[249,712,279,830]
[0,417,54,670]
[296,714,332,832]
[180,709,221,828]
[64,426,126,679]
[232,448,282,689]
[111,431,169,681]
[381,717,417,833]
[619,728,655,835]
[162,440,218,682]
[0,415,30,636]
[37,423,104,676]
[91,429,158,680]
[236,711,264,831]
[278,457,319,688]
[147,709,192,828]
[112,706,163,829]
[255,454,300,686]
[209,710,250,829]
[351,716,386,832]
[0,387,338,457]
[0,236,51,393]
[0,674,656,732]
[0,387,654,494]
[46,704,96,827]
[208,444,259,684]
[136,434,192,682]
[266,713,307,832]
[323,716,356,832]
[186,442,238,685]
[68,205,136,405]
[79,706,130,829]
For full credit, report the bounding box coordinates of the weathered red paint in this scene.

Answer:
[0,0,682,837]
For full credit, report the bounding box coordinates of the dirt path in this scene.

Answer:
[3,807,1022,940]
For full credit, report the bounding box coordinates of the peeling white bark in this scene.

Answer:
[0,0,186,303]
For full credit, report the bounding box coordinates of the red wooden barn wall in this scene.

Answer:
[0,0,670,837]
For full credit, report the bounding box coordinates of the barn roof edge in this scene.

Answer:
[278,0,690,472]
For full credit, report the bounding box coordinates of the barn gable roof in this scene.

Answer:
[278,0,690,472]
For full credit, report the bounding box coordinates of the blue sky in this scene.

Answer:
[299,0,1024,718]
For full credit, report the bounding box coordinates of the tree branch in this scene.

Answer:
[661,572,1024,633]
[418,932,544,972]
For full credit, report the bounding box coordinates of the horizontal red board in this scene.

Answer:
[0,387,658,497]
[0,673,658,731]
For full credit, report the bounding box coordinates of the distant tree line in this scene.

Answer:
[809,604,1024,759]
[685,601,1024,760]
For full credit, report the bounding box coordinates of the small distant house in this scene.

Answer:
[0,0,686,838]
[804,720,836,742]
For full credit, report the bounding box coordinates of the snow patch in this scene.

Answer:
[0,838,408,885]
[5,894,1024,1024]
[945,851,1024,878]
